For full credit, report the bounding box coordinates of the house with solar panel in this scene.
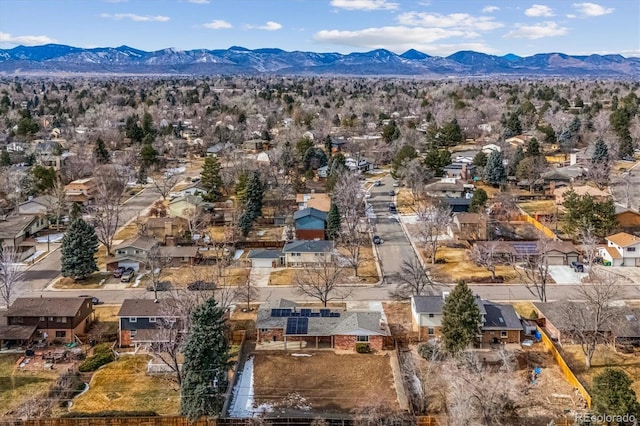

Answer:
[411,294,523,346]
[256,299,390,351]
[473,240,580,266]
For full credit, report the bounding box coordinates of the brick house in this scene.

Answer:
[411,294,523,346]
[3,297,94,344]
[117,299,181,349]
[143,217,188,243]
[64,178,96,204]
[0,214,50,261]
[256,299,390,351]
[106,235,158,271]
[448,212,487,241]
[282,240,334,267]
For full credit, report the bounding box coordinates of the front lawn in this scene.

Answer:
[53,273,110,289]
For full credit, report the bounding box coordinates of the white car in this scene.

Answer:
[393,181,400,187]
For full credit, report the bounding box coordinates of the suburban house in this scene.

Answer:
[598,232,640,267]
[168,195,213,219]
[2,297,94,344]
[158,246,201,266]
[247,249,284,268]
[256,299,390,351]
[117,299,181,349]
[474,240,580,265]
[448,213,488,241]
[534,301,640,347]
[296,193,331,213]
[171,182,209,199]
[443,163,476,180]
[64,178,96,204]
[282,240,334,267]
[107,235,158,271]
[143,216,188,243]
[615,206,640,233]
[553,185,609,205]
[293,207,327,240]
[411,294,523,345]
[17,195,58,216]
[0,214,50,261]
[424,179,465,198]
[345,157,374,173]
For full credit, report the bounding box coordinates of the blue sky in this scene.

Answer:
[0,0,638,57]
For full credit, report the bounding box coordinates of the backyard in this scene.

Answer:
[252,351,399,416]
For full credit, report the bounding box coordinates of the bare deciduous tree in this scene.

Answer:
[0,246,24,307]
[389,257,436,300]
[416,204,452,264]
[470,241,499,281]
[145,244,171,301]
[91,164,130,256]
[520,236,553,302]
[150,168,180,200]
[294,255,351,307]
[234,277,259,311]
[564,271,621,368]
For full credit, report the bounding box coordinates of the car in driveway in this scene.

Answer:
[388,203,397,213]
[120,269,135,283]
[113,267,125,278]
[388,190,395,196]
[373,235,382,245]
[570,261,585,272]
[374,180,382,187]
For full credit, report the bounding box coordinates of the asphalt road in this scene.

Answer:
[367,174,416,283]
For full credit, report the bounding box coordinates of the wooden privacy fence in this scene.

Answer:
[516,213,558,240]
[537,326,592,408]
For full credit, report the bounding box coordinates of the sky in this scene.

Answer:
[0,0,638,57]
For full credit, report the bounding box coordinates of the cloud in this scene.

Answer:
[504,21,568,39]
[0,32,57,46]
[572,2,614,16]
[330,0,399,11]
[482,6,500,13]
[187,0,210,3]
[566,14,577,18]
[246,21,283,31]
[397,12,504,31]
[202,20,232,29]
[100,13,169,22]
[525,5,554,17]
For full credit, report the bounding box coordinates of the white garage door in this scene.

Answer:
[118,261,140,271]
[251,258,274,268]
[546,255,565,265]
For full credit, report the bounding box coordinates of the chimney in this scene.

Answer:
[379,318,386,330]
[442,291,450,300]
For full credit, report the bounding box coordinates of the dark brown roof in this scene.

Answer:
[6,297,92,318]
[0,324,38,340]
[114,235,158,252]
[117,299,175,318]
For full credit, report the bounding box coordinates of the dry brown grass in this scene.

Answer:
[396,188,417,214]
[253,352,399,414]
[353,246,379,283]
[473,182,500,198]
[560,344,640,398]
[511,302,537,319]
[161,265,249,287]
[517,200,557,215]
[269,268,301,286]
[0,354,60,415]
[94,306,121,323]
[71,355,180,415]
[425,246,518,283]
[53,273,110,289]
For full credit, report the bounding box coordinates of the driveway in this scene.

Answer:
[548,265,587,285]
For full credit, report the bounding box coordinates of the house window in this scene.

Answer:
[60,317,67,323]
[49,317,54,321]
[428,313,434,318]
[149,317,156,323]
[627,247,636,252]
[130,330,137,338]
[55,331,66,338]
[117,250,125,255]
[356,336,369,342]
[130,317,137,323]
[292,252,301,257]
[40,317,45,321]
[501,331,508,338]
[428,328,435,335]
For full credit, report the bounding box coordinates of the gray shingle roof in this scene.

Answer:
[248,249,283,259]
[7,297,91,318]
[118,299,176,318]
[114,235,158,252]
[483,301,522,330]
[412,295,487,317]
[283,240,333,253]
[293,207,328,221]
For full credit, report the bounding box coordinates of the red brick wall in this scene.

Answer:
[120,330,131,347]
[295,229,325,240]
[480,329,521,344]
[334,335,384,351]
[258,328,284,343]
[418,326,442,342]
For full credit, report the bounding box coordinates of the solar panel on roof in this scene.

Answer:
[281,309,292,317]
[290,312,300,317]
[300,309,311,317]
[310,312,320,317]
[286,317,309,335]
[320,309,330,317]
[271,309,280,317]
[329,312,340,317]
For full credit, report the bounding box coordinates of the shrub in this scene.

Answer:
[356,343,371,353]
[78,344,115,372]
[418,341,445,361]
[529,309,539,319]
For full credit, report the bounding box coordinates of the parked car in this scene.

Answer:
[393,181,400,187]
[120,270,135,283]
[373,235,382,245]
[570,261,585,273]
[147,281,171,292]
[78,295,100,305]
[113,267,125,278]
[388,190,395,196]
[388,203,397,213]
[374,180,382,187]
[188,280,217,291]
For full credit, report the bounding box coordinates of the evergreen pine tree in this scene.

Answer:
[234,173,248,205]
[483,150,506,187]
[94,138,110,164]
[60,218,98,281]
[592,139,609,164]
[237,210,253,237]
[441,281,482,355]
[200,156,222,200]
[525,137,541,157]
[326,203,341,240]
[137,164,148,185]
[509,146,525,175]
[469,188,488,213]
[180,297,233,420]
[0,150,11,167]
[244,171,264,222]
[592,368,640,420]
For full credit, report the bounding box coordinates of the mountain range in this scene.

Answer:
[1,44,639,77]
